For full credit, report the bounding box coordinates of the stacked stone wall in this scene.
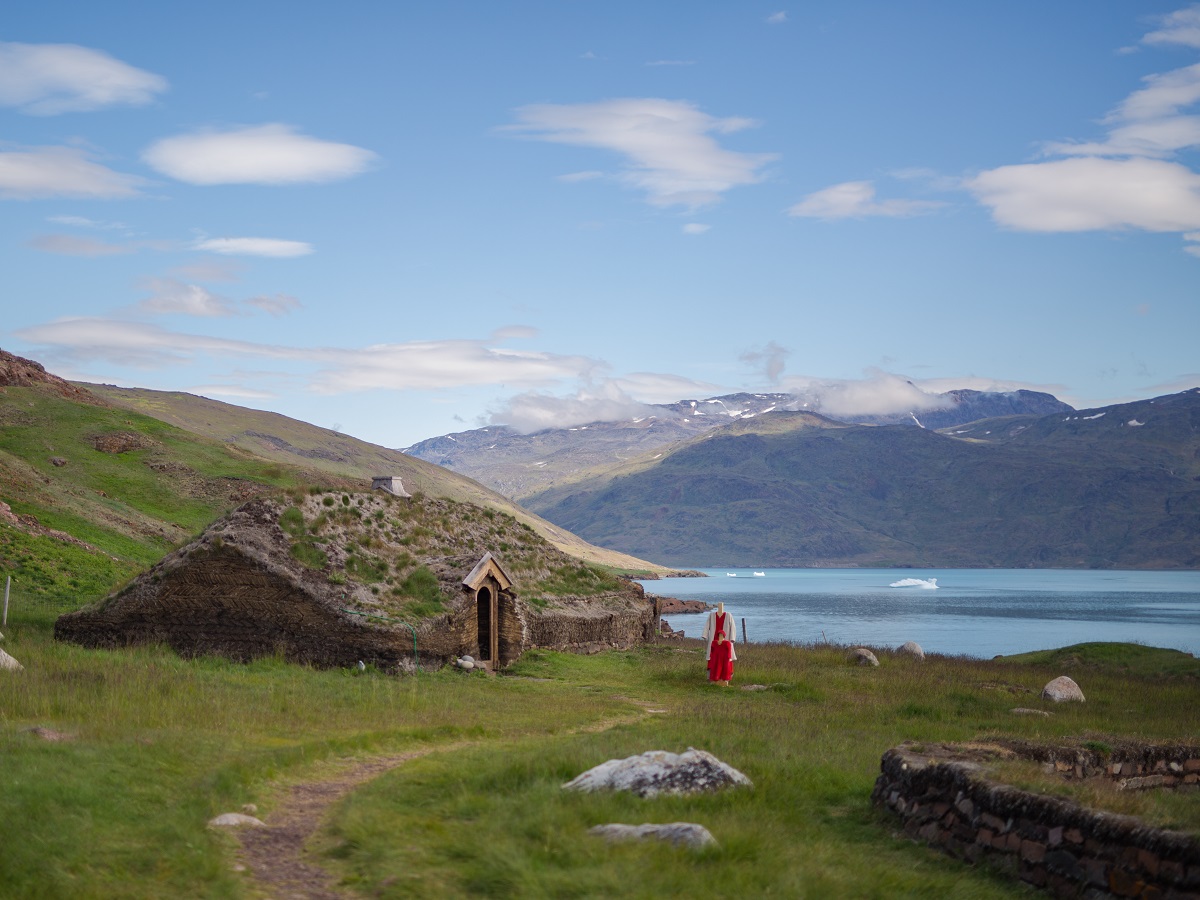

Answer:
[526,599,657,653]
[873,742,1200,898]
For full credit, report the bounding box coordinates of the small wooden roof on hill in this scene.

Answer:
[462,551,514,593]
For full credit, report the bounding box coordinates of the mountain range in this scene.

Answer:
[404,389,1072,500]
[410,386,1200,569]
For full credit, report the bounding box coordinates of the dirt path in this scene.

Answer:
[236,706,659,898]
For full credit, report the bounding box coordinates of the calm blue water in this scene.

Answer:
[642,568,1200,659]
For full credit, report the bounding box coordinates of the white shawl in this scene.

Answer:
[702,610,737,661]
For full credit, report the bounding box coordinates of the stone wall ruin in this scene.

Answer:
[873,740,1200,898]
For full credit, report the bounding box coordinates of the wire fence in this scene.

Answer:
[1,576,95,627]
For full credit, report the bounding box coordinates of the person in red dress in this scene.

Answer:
[708,629,734,685]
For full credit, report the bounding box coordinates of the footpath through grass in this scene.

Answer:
[1,623,1197,898]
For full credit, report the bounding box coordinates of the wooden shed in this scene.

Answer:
[461,552,524,668]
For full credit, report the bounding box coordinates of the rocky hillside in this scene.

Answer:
[521,390,1200,569]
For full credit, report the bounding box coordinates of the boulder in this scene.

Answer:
[851,648,879,667]
[1041,675,1085,703]
[208,813,266,828]
[563,747,751,798]
[0,649,23,671]
[589,822,716,849]
[897,641,925,660]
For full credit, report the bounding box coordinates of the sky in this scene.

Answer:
[2,1,1199,448]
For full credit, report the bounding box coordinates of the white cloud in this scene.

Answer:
[505,98,778,208]
[47,214,127,230]
[245,293,302,316]
[970,14,1200,254]
[142,124,377,186]
[28,233,132,256]
[740,341,790,384]
[0,146,142,199]
[0,41,166,115]
[766,11,788,25]
[1142,6,1200,49]
[170,259,244,282]
[489,380,659,432]
[608,371,724,403]
[788,180,943,219]
[781,371,954,418]
[682,222,710,234]
[190,384,276,400]
[14,318,600,393]
[137,278,237,317]
[556,170,605,182]
[967,157,1200,232]
[193,237,314,258]
[1114,62,1200,122]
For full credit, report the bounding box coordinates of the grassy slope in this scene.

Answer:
[0,382,349,612]
[1,626,1195,897]
[87,383,663,573]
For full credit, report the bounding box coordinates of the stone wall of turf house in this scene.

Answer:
[873,740,1200,897]
[56,495,655,670]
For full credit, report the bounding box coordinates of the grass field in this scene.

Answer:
[2,606,1197,898]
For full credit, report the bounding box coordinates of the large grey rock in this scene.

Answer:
[897,641,925,660]
[563,748,751,798]
[1041,675,1085,703]
[589,822,716,849]
[208,813,266,828]
[851,648,879,667]
[0,648,23,671]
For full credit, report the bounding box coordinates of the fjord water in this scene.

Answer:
[648,569,1200,658]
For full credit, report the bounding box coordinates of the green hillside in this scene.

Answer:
[0,361,661,620]
[87,383,661,572]
[524,391,1200,568]
[0,380,359,610]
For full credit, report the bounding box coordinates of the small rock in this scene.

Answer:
[1041,675,1085,703]
[851,648,879,667]
[0,648,23,671]
[208,813,266,828]
[241,803,258,814]
[49,457,67,467]
[461,654,474,663]
[27,727,75,741]
[1010,707,1051,717]
[741,684,770,691]
[589,822,716,849]
[898,641,925,660]
[563,747,751,798]
[456,658,475,670]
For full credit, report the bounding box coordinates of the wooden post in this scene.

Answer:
[3,576,9,627]
[741,616,747,644]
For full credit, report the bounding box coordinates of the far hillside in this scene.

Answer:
[521,390,1200,569]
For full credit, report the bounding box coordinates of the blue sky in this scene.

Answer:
[3,1,1199,447]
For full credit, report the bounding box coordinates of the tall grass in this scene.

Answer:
[319,641,1199,898]
[1,626,1196,897]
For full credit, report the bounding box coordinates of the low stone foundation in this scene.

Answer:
[872,741,1200,898]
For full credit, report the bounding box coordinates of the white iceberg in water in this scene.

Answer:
[890,577,939,589]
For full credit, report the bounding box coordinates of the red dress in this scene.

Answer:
[708,633,735,682]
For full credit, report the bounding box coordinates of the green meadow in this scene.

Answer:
[2,606,1197,898]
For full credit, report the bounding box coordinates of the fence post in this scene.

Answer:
[741,616,747,644]
[3,575,10,627]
